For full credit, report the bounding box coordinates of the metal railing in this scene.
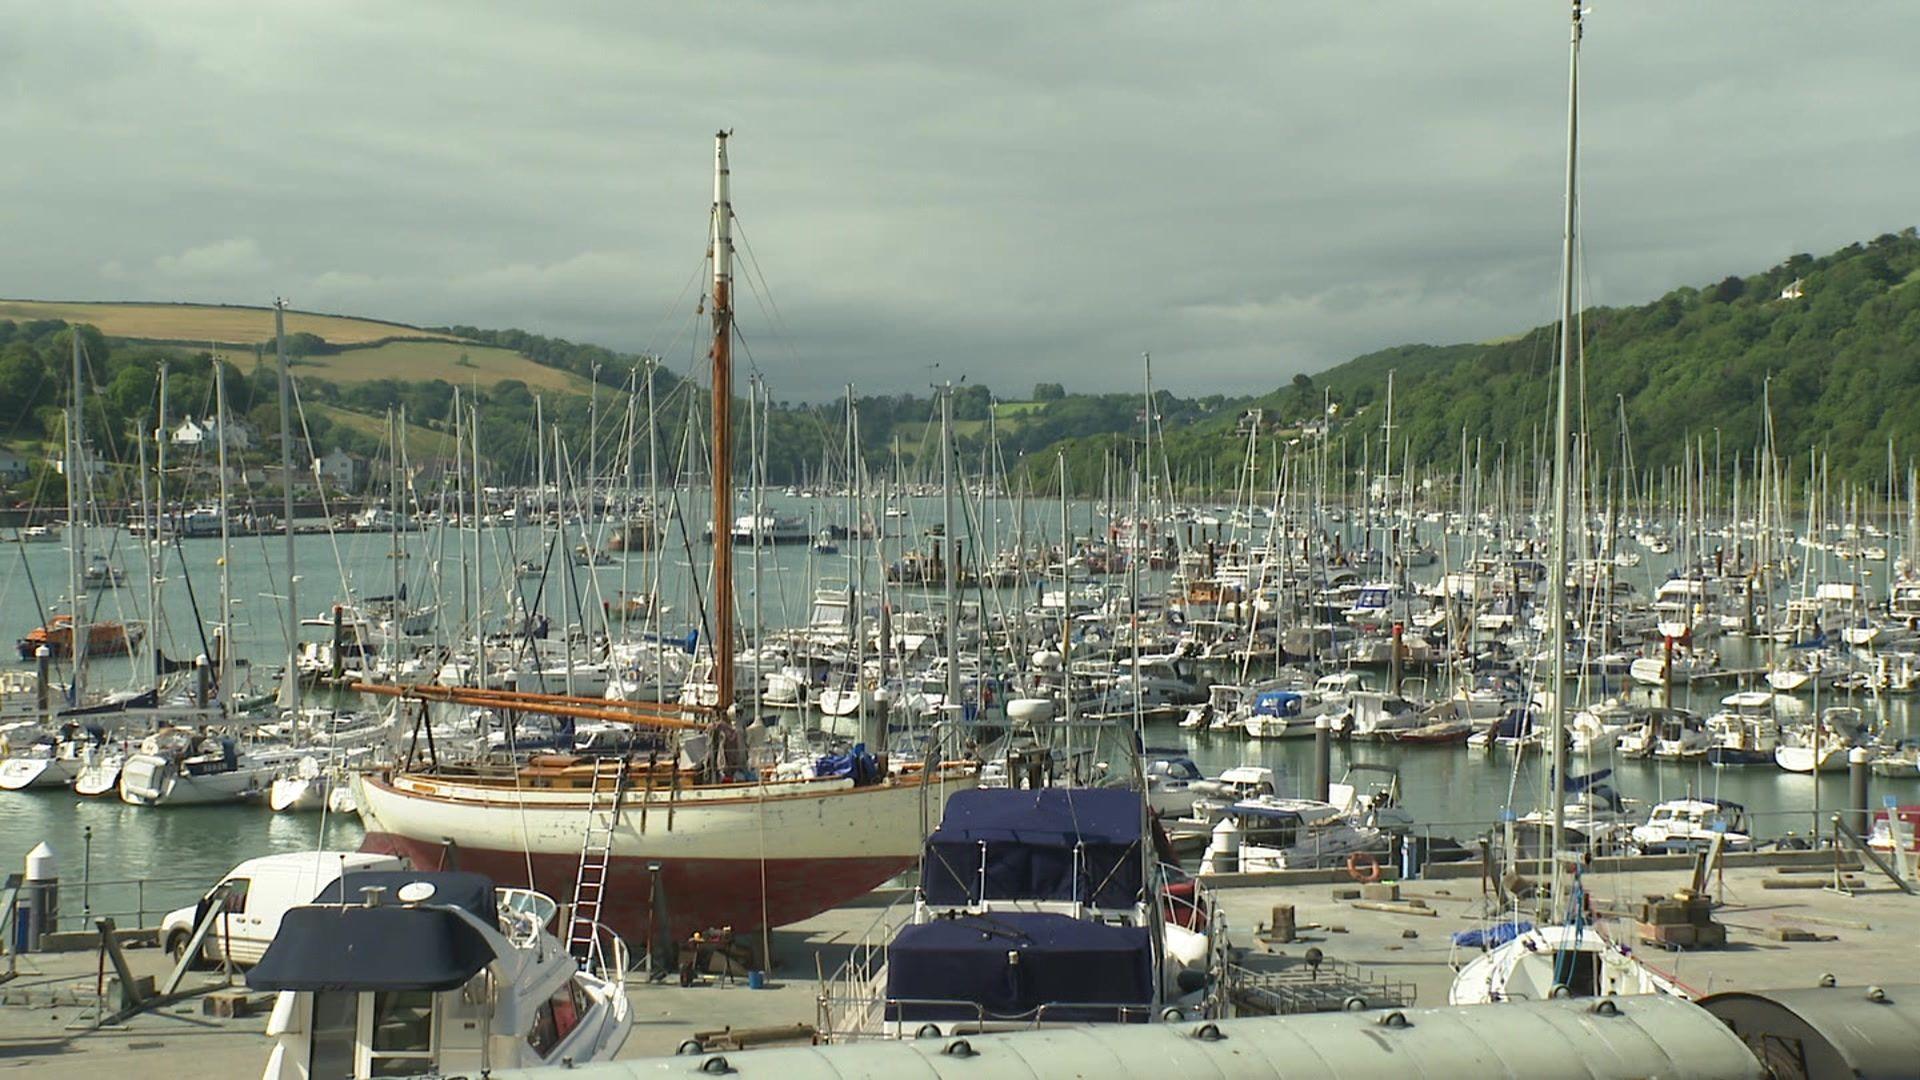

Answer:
[816,995,1158,1039]
[1225,956,1417,1016]
[1370,803,1906,871]
[815,888,915,1041]
[53,874,210,934]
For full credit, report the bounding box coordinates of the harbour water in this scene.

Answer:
[5,493,1919,924]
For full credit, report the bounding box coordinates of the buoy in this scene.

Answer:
[1345,850,1381,884]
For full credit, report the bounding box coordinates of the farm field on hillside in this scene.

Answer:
[0,300,454,348]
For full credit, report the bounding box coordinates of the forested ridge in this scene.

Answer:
[4,228,1916,497]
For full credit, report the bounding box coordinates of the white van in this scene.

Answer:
[161,851,406,967]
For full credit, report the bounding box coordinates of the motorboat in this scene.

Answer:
[1241,688,1326,739]
[1872,741,1920,779]
[82,553,126,589]
[1629,798,1753,854]
[816,787,1221,1039]
[1330,691,1425,740]
[1617,707,1710,761]
[1143,753,1210,817]
[1198,795,1381,874]
[118,728,304,806]
[1163,765,1280,854]
[15,614,144,660]
[731,512,810,545]
[250,870,630,1077]
[1705,691,1779,766]
[1569,698,1635,755]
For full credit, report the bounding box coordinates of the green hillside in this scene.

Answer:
[1290,229,1920,484]
[7,227,1919,496]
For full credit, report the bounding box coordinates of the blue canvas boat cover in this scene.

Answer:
[312,870,498,923]
[1451,917,1534,950]
[1252,690,1303,717]
[247,871,501,993]
[884,912,1154,1023]
[921,788,1145,908]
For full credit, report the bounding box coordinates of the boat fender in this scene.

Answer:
[1345,850,1382,884]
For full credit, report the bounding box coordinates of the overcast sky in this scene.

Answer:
[5,2,1916,399]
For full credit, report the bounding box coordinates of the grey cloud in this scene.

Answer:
[3,2,1916,399]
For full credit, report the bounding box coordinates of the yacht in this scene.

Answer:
[1241,688,1329,739]
[250,870,630,1077]
[1629,798,1754,854]
[1450,921,1690,1005]
[1143,753,1210,816]
[1617,707,1710,761]
[1331,690,1425,740]
[816,788,1221,1039]
[1705,691,1779,766]
[118,728,304,806]
[1773,706,1869,774]
[1198,794,1381,873]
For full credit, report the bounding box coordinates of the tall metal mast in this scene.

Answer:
[147,364,169,681]
[215,360,235,707]
[710,131,737,711]
[941,385,960,722]
[66,329,88,701]
[1546,0,1583,914]
[276,300,301,716]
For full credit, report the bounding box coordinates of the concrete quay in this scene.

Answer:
[1,859,1913,1076]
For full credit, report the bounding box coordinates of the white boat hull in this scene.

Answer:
[354,763,978,942]
[0,756,79,790]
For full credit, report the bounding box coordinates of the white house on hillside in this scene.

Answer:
[314,447,365,492]
[172,416,257,451]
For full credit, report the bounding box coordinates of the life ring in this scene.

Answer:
[1345,850,1381,884]
[622,665,642,682]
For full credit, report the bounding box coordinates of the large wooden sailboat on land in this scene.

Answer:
[352,132,979,949]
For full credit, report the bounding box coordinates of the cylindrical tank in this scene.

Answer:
[495,995,1765,1079]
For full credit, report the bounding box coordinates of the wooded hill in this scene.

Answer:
[1267,228,1920,488]
[4,227,1917,497]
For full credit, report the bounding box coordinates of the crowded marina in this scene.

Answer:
[5,3,1920,1076]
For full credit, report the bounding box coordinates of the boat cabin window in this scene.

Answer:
[1241,815,1301,849]
[309,991,359,1078]
[526,983,585,1059]
[1150,759,1202,782]
[369,989,435,1074]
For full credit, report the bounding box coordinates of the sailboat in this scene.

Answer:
[1449,3,1689,1006]
[15,332,143,664]
[352,133,979,950]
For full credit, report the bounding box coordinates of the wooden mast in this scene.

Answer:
[711,131,737,711]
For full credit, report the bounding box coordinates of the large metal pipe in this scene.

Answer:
[491,996,1764,1079]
